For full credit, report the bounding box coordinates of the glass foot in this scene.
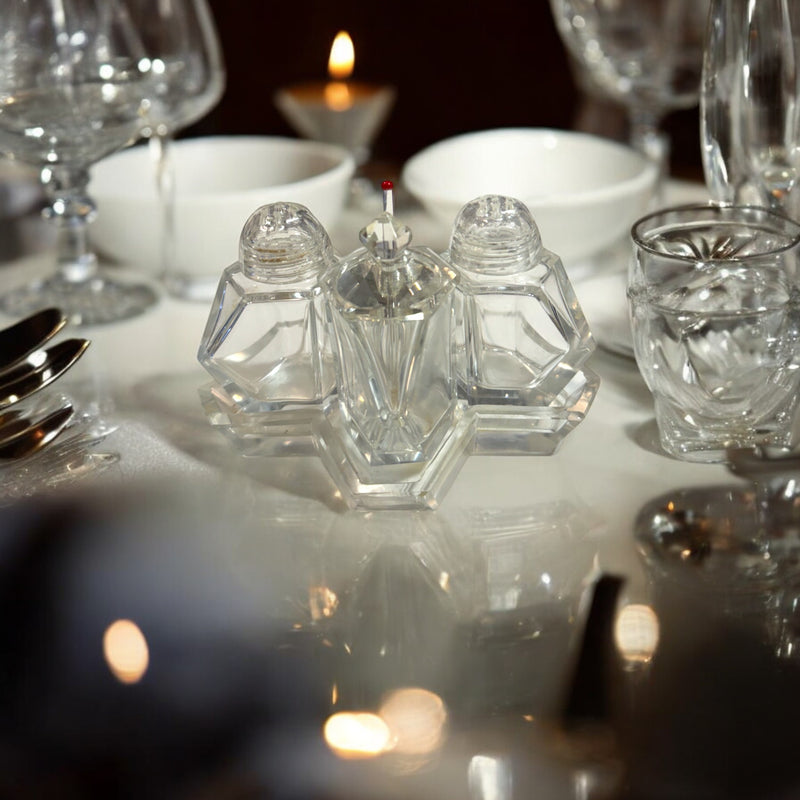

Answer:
[634,485,787,592]
[313,401,476,511]
[0,271,159,325]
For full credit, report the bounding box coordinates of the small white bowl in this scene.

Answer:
[402,128,658,264]
[90,135,355,297]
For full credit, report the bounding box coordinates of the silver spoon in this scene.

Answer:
[0,405,74,460]
[0,307,67,375]
[0,338,90,410]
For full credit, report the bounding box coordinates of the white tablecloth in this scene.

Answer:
[0,182,733,586]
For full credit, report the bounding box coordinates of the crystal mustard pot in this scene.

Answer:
[447,195,599,455]
[316,182,475,510]
[197,202,336,454]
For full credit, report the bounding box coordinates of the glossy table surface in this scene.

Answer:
[0,182,797,800]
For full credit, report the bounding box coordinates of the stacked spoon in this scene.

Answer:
[0,308,90,461]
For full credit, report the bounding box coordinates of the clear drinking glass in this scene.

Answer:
[628,204,800,462]
[0,0,158,325]
[550,0,708,181]
[701,0,800,218]
[125,0,225,299]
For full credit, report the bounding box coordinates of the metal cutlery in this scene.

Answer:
[0,405,74,461]
[0,338,90,410]
[0,307,67,375]
[0,309,106,472]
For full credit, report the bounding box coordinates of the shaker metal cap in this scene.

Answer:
[239,202,334,282]
[449,194,542,274]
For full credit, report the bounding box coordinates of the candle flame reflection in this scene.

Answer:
[323,688,448,764]
[103,619,149,684]
[309,584,339,621]
[324,712,392,759]
[324,82,352,112]
[378,687,447,755]
[614,603,659,667]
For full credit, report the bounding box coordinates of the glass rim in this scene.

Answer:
[631,202,800,260]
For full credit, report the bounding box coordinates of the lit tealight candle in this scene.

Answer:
[274,31,396,165]
[325,31,355,111]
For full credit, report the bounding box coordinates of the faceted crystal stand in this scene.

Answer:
[314,400,477,511]
[197,190,599,511]
[198,382,320,457]
[469,366,600,457]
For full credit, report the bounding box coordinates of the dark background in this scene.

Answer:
[191,0,703,182]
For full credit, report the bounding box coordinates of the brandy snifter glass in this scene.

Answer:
[0,0,159,324]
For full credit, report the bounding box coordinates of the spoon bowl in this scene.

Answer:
[0,404,74,460]
[0,307,67,374]
[0,339,90,410]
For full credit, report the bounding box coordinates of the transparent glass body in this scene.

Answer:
[448,195,598,455]
[317,189,473,509]
[701,0,800,218]
[198,203,336,443]
[629,204,800,462]
[326,248,457,465]
[127,0,226,298]
[549,0,707,179]
[0,0,158,324]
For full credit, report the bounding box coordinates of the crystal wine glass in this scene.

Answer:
[125,0,225,300]
[550,0,708,183]
[0,0,158,325]
[701,0,800,218]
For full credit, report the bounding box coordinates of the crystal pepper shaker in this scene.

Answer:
[316,181,474,510]
[447,195,599,455]
[197,202,336,448]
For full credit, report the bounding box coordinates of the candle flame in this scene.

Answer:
[328,31,354,80]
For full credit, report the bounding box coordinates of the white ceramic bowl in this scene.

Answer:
[90,135,355,294]
[402,128,659,264]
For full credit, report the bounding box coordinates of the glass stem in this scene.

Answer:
[149,132,176,284]
[41,165,98,284]
[629,109,669,202]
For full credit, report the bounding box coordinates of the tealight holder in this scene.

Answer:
[275,83,395,167]
[198,184,598,510]
[274,31,395,167]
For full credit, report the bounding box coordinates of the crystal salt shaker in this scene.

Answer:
[197,202,336,448]
[316,181,474,510]
[447,195,599,455]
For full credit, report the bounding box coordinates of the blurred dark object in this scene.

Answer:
[562,574,625,726]
[0,488,337,799]
[190,1,703,182]
[618,577,800,800]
